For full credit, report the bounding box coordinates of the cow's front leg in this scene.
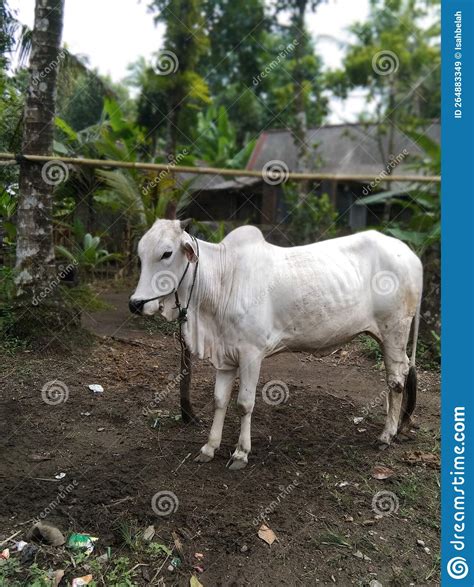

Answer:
[195,368,237,463]
[227,356,262,470]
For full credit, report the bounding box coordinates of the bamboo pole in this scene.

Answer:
[0,152,440,183]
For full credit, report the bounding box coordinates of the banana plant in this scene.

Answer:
[56,233,121,274]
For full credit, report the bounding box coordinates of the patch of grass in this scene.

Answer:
[0,559,50,587]
[104,556,137,586]
[61,283,114,312]
[417,334,441,370]
[117,519,142,552]
[359,334,383,366]
[318,527,352,549]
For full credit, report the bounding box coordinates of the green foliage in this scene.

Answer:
[359,127,440,255]
[141,0,210,154]
[359,333,383,365]
[284,186,338,245]
[56,233,120,273]
[190,105,256,168]
[0,266,19,344]
[328,0,440,122]
[0,558,50,587]
[0,189,17,243]
[201,0,269,93]
[104,556,137,586]
[194,220,227,243]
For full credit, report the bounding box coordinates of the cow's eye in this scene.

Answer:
[161,251,172,260]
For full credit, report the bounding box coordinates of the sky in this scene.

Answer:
[9,0,371,123]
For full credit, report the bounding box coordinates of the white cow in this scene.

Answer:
[130,219,422,469]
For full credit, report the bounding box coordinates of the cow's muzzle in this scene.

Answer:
[129,298,145,315]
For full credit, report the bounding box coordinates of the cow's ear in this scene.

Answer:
[180,218,193,232]
[181,232,198,263]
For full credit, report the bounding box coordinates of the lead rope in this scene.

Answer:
[174,238,199,423]
[174,237,200,368]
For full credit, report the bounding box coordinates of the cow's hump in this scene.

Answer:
[222,225,265,248]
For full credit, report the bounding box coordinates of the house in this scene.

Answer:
[183,121,440,231]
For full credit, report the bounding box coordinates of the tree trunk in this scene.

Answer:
[13,0,78,337]
[292,0,310,202]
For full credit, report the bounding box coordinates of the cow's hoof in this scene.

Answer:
[226,457,248,470]
[226,448,248,470]
[377,430,394,447]
[194,445,215,463]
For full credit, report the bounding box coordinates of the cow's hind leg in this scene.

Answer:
[378,318,412,447]
[195,368,237,463]
[227,355,262,470]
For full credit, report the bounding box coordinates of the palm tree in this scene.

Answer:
[14,0,78,335]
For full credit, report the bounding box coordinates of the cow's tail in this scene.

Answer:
[399,298,421,431]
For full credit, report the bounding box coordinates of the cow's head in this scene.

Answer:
[129,219,198,320]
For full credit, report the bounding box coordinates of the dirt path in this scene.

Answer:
[0,290,440,586]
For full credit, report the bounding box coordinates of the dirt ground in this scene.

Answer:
[0,289,440,586]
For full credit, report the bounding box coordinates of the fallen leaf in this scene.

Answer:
[190,575,204,587]
[142,525,155,542]
[29,452,52,462]
[371,465,395,480]
[52,569,65,587]
[402,451,440,468]
[353,549,372,561]
[193,565,204,573]
[194,552,204,559]
[72,575,93,587]
[353,416,364,425]
[258,523,277,545]
[172,530,185,559]
[0,549,9,560]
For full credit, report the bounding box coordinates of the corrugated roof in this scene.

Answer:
[176,171,260,192]
[247,122,440,178]
[176,122,440,192]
